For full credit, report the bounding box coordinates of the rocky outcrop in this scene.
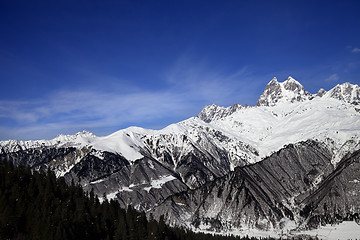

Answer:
[325,82,360,105]
[197,103,243,123]
[256,77,311,106]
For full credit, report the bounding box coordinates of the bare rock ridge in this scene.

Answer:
[151,140,360,232]
[0,77,360,237]
[328,81,360,105]
[197,103,243,123]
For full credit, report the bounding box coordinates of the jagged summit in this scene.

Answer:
[0,130,97,154]
[325,82,360,105]
[197,76,308,122]
[316,88,326,97]
[197,77,360,123]
[55,130,95,140]
[197,103,242,123]
[257,76,311,107]
[257,77,360,107]
[268,77,278,84]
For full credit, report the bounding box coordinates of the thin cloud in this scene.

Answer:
[352,48,360,53]
[325,73,340,82]
[0,62,255,140]
[164,56,254,105]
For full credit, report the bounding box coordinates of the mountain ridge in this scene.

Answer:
[2,77,359,158]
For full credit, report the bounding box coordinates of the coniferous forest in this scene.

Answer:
[0,160,284,240]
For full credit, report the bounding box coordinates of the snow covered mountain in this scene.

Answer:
[3,78,360,167]
[1,77,360,237]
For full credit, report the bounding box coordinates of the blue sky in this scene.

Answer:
[1,0,360,140]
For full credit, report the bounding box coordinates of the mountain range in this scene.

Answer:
[1,77,360,238]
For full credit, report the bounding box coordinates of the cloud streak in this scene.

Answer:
[0,62,256,140]
[325,73,340,82]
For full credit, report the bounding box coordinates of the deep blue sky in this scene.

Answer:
[1,0,360,140]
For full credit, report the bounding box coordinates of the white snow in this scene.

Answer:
[91,128,145,162]
[192,225,280,239]
[294,221,360,240]
[106,192,118,200]
[106,186,134,201]
[90,178,106,184]
[0,130,96,153]
[143,175,176,192]
[202,96,360,164]
[90,150,104,160]
[194,221,360,240]
[148,161,155,170]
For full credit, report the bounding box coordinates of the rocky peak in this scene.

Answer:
[325,82,360,105]
[53,130,96,143]
[75,130,96,138]
[283,76,303,91]
[257,76,311,106]
[316,88,327,97]
[197,103,242,123]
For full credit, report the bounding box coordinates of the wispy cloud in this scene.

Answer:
[325,73,340,82]
[0,60,256,140]
[0,90,195,139]
[352,48,360,53]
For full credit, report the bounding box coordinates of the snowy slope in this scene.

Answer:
[208,96,360,164]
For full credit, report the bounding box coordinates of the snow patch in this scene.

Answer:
[148,161,155,170]
[90,150,104,160]
[105,186,134,201]
[294,221,360,240]
[143,175,176,192]
[90,178,106,184]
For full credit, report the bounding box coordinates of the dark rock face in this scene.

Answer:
[0,147,90,173]
[78,157,188,211]
[300,149,360,228]
[151,140,360,231]
[139,132,233,189]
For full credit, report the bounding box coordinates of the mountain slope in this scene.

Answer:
[0,77,360,236]
[150,140,360,235]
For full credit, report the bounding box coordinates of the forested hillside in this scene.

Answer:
[0,160,280,240]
